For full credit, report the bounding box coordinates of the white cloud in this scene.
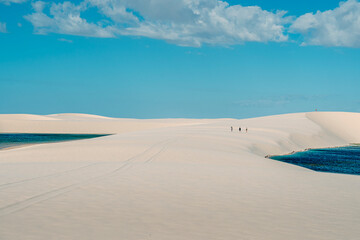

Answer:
[24,0,290,46]
[0,22,7,33]
[0,0,27,5]
[4,0,360,48]
[58,38,73,43]
[88,0,139,24]
[25,1,115,38]
[290,0,360,47]
[116,2,290,46]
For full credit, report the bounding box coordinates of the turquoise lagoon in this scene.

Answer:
[270,146,360,175]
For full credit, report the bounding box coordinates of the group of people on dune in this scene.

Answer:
[231,126,248,133]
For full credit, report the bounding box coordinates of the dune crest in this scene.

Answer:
[47,113,114,120]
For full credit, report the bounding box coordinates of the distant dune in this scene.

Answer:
[0,112,359,240]
[47,113,115,120]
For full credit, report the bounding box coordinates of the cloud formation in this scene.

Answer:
[0,0,27,5]
[25,1,114,38]
[25,0,290,46]
[58,37,73,43]
[0,22,7,33]
[19,0,360,48]
[291,0,360,47]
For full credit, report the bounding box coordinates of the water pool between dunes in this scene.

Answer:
[270,145,360,175]
[0,133,109,150]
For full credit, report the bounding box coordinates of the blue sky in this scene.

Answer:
[0,0,359,118]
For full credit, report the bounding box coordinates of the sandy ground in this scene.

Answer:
[0,112,359,240]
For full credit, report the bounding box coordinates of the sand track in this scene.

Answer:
[0,138,174,217]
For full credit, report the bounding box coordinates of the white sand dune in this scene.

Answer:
[0,113,210,134]
[0,112,359,240]
[47,113,115,120]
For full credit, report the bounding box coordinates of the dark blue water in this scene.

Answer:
[270,146,360,175]
[0,133,109,150]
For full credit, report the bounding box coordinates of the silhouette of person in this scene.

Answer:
[246,128,248,133]
[231,126,233,132]
[239,127,241,132]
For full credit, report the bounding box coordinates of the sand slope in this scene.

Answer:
[0,112,359,240]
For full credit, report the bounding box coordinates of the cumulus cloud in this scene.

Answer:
[0,0,27,5]
[115,1,290,46]
[0,22,7,33]
[3,0,360,48]
[290,0,360,47]
[24,0,289,46]
[25,1,115,38]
